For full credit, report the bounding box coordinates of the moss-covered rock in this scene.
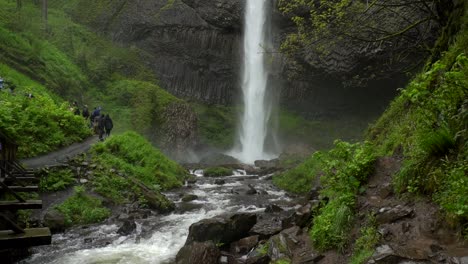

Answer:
[204,167,233,177]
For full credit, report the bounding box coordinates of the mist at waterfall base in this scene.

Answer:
[229,0,278,164]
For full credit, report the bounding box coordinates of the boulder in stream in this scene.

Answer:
[181,194,198,202]
[43,209,66,233]
[176,241,220,264]
[185,213,257,245]
[117,219,136,236]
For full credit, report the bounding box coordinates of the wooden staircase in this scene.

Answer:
[0,131,51,249]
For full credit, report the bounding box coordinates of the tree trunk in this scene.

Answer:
[16,0,22,10]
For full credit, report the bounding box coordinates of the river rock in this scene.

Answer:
[181,194,198,202]
[246,184,257,195]
[266,226,323,263]
[376,205,413,224]
[130,177,175,213]
[265,204,283,213]
[254,159,279,169]
[245,255,271,264]
[185,213,257,245]
[176,241,220,264]
[117,220,136,236]
[250,216,283,240]
[367,245,405,264]
[282,202,317,229]
[230,235,259,255]
[307,186,322,201]
[214,179,225,185]
[43,209,66,233]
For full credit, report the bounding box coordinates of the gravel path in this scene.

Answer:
[21,136,99,169]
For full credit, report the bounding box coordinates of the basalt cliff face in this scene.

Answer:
[68,0,436,116]
[69,0,244,105]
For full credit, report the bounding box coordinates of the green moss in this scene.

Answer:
[193,103,237,149]
[204,167,233,177]
[56,186,110,226]
[100,79,181,134]
[273,153,323,194]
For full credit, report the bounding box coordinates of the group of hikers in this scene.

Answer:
[70,102,113,141]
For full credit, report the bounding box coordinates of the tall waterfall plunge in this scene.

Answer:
[231,0,277,164]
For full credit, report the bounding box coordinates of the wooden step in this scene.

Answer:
[11,173,36,177]
[0,200,42,210]
[5,186,39,192]
[3,177,39,183]
[0,228,51,248]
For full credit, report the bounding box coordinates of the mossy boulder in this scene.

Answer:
[204,167,233,177]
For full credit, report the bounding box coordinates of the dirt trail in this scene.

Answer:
[20,136,99,169]
[357,157,468,263]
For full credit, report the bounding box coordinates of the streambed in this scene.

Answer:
[22,169,297,264]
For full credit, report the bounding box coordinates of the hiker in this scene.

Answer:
[93,114,101,134]
[104,114,113,138]
[82,105,90,120]
[98,114,106,141]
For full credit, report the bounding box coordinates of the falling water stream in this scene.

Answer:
[22,171,296,264]
[231,0,275,164]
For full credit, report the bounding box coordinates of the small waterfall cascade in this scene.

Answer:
[232,0,275,164]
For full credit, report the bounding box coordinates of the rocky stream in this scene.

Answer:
[20,168,316,264]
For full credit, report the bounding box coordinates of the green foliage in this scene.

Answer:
[256,243,269,256]
[92,132,186,191]
[56,186,110,226]
[193,104,237,149]
[0,3,89,98]
[310,196,354,251]
[102,80,180,134]
[203,167,233,177]
[350,225,380,264]
[308,141,375,251]
[368,11,468,236]
[278,110,369,150]
[273,152,323,194]
[39,168,75,192]
[0,64,91,158]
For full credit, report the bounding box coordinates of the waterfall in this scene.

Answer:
[231,0,275,164]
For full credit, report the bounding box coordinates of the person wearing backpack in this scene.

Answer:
[104,114,114,138]
[82,105,90,120]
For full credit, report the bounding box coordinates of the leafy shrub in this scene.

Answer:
[39,168,75,192]
[310,195,354,251]
[273,152,323,193]
[92,131,186,190]
[309,141,375,251]
[350,225,380,264]
[203,167,233,177]
[56,186,110,226]
[0,64,91,158]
